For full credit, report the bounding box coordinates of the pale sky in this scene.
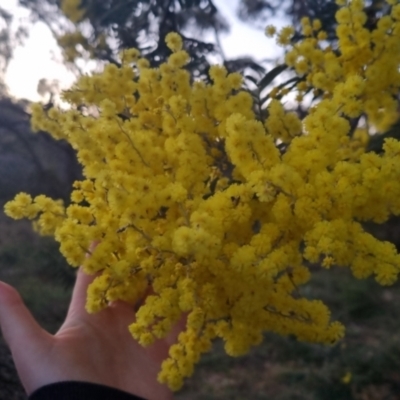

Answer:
[3,0,285,101]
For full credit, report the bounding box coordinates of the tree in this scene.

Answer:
[13,1,341,84]
[0,6,28,95]
[17,0,248,79]
[16,0,397,137]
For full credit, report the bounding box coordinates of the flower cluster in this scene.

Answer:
[58,0,108,63]
[276,0,400,132]
[56,31,89,63]
[5,2,400,390]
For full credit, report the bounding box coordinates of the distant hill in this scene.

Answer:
[0,97,81,203]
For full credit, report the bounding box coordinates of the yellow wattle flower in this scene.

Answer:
[5,0,400,390]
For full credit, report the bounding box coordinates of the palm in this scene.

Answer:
[0,269,181,400]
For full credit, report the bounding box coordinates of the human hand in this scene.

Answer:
[0,268,184,400]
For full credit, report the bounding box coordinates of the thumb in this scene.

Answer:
[0,281,50,364]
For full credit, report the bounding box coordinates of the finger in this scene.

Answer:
[0,281,48,348]
[66,242,101,319]
[0,281,51,390]
[66,267,101,320]
[145,311,188,364]
[134,284,154,312]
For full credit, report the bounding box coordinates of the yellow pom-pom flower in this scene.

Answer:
[5,5,400,389]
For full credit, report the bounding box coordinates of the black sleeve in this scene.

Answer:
[28,381,147,400]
